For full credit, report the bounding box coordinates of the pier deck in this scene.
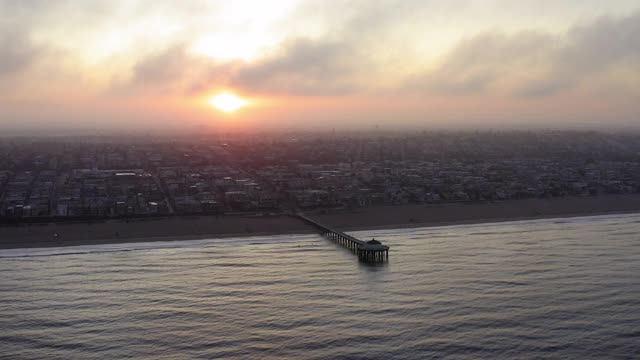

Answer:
[294,213,389,262]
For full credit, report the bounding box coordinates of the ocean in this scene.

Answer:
[1,214,639,359]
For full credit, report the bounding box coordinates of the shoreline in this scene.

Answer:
[2,194,640,250]
[342,209,640,232]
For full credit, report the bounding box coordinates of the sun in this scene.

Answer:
[208,92,248,113]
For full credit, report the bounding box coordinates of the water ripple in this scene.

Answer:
[1,213,640,359]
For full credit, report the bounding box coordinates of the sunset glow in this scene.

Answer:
[2,3,640,359]
[0,1,639,133]
[209,93,248,113]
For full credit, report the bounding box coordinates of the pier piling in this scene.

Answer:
[294,213,389,263]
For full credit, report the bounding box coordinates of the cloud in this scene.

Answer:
[121,0,416,97]
[0,31,41,76]
[124,36,371,96]
[562,11,640,71]
[409,10,640,97]
[0,1,47,78]
[128,45,194,90]
[230,38,365,95]
[124,8,640,100]
[411,32,553,95]
[1,0,640,133]
[122,45,234,96]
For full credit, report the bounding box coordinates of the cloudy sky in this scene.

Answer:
[1,0,639,134]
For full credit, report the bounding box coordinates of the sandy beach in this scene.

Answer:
[2,194,640,249]
[312,194,640,230]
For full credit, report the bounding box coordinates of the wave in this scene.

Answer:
[350,212,640,237]
[0,234,320,259]
[4,212,640,259]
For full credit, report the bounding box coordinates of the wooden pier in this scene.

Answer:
[294,213,389,263]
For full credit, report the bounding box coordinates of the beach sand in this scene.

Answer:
[2,194,640,249]
[312,194,640,231]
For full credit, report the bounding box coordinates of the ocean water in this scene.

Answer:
[1,215,639,359]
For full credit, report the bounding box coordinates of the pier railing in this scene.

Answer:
[293,213,389,263]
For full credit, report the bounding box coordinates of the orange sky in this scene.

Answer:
[0,1,639,134]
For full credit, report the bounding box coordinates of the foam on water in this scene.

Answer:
[0,234,320,259]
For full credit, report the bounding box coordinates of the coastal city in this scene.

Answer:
[3,2,640,359]
[2,131,640,220]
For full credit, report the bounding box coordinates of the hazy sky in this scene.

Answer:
[1,0,639,134]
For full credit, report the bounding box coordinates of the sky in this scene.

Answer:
[1,0,639,134]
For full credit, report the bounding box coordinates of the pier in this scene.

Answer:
[294,213,389,262]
